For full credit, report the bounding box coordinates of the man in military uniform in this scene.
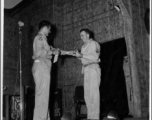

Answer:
[32,20,60,120]
[74,29,101,120]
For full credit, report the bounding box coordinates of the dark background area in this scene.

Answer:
[99,38,129,119]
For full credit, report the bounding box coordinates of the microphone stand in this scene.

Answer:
[19,25,24,120]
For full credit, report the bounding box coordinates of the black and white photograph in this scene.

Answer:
[1,0,151,120]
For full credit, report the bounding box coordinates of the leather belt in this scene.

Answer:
[83,62,98,67]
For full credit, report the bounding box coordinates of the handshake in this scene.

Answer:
[59,49,83,58]
[51,49,76,56]
[51,48,83,58]
[32,48,83,63]
[48,47,83,63]
[50,49,79,63]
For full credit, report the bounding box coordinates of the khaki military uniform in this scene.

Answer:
[80,39,101,120]
[32,33,52,120]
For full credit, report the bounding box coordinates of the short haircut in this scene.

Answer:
[80,28,93,39]
[38,20,51,30]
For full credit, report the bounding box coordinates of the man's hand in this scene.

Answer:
[47,50,53,55]
[49,46,61,55]
[68,51,76,56]
[60,50,76,56]
[74,50,83,58]
[52,49,60,55]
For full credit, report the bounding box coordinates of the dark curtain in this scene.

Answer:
[99,38,129,119]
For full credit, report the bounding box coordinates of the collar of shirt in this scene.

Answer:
[83,39,93,47]
[38,32,47,40]
[87,38,93,43]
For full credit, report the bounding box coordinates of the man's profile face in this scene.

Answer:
[44,26,51,36]
[80,31,89,43]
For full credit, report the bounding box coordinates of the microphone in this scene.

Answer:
[18,21,24,27]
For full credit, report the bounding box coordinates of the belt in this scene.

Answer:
[83,62,98,67]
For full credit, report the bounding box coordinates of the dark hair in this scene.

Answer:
[38,20,51,30]
[80,28,93,39]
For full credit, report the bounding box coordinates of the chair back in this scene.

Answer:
[75,86,84,101]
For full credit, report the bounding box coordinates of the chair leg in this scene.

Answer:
[75,103,79,120]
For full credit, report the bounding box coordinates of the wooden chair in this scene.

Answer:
[74,86,87,120]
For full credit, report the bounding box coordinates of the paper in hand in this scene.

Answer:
[53,55,59,63]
